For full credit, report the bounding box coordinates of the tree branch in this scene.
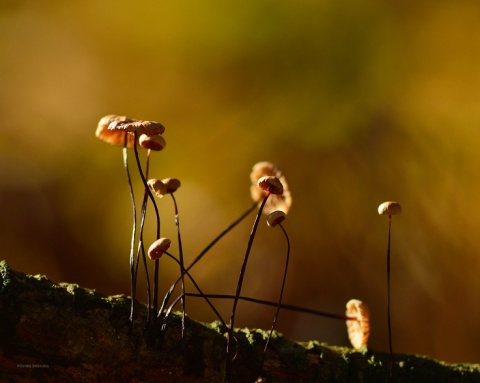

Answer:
[0,260,478,382]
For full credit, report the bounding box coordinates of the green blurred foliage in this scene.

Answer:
[1,0,480,363]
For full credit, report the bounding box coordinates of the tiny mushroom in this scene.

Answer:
[378,200,402,378]
[258,176,284,195]
[345,299,371,349]
[148,179,167,198]
[378,201,402,216]
[162,178,181,194]
[109,118,165,138]
[139,134,167,151]
[267,210,286,227]
[148,238,171,260]
[262,208,290,366]
[96,115,138,148]
[250,161,292,215]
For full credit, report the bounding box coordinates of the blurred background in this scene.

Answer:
[1,0,480,364]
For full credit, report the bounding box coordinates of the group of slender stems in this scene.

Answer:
[121,140,354,381]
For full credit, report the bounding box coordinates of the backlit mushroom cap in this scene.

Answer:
[378,201,402,216]
[139,134,167,151]
[258,176,284,195]
[95,115,138,148]
[250,161,292,215]
[267,211,286,227]
[162,178,181,193]
[345,299,370,349]
[109,119,165,137]
[148,238,171,260]
[147,179,167,198]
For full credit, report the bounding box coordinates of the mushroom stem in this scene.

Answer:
[158,251,226,354]
[170,193,187,345]
[180,293,355,321]
[158,202,258,317]
[226,193,270,379]
[387,214,393,380]
[378,201,401,381]
[133,153,155,324]
[135,237,152,323]
[133,139,161,323]
[123,144,138,326]
[261,221,290,367]
[188,201,258,272]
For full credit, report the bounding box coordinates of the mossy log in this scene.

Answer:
[0,260,479,383]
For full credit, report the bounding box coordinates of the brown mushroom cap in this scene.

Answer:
[378,201,402,216]
[162,178,181,193]
[250,161,292,215]
[95,115,138,148]
[345,299,370,349]
[139,134,166,151]
[109,119,165,136]
[258,176,284,195]
[267,210,286,227]
[148,238,171,260]
[147,179,167,198]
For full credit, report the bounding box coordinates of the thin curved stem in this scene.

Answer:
[188,201,258,271]
[158,202,258,317]
[182,293,355,321]
[226,194,270,381]
[123,145,137,326]
[170,193,187,342]
[134,150,154,323]
[137,238,152,324]
[133,140,161,323]
[160,251,227,331]
[261,222,290,366]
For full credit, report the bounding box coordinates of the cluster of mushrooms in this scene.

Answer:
[95,115,402,379]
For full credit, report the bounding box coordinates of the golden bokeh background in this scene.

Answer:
[2,1,480,363]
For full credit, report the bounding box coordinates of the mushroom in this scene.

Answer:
[258,176,284,195]
[109,117,166,323]
[267,210,286,227]
[250,161,292,215]
[261,210,290,367]
[163,177,187,341]
[148,238,171,260]
[96,115,166,325]
[95,115,142,325]
[95,115,138,148]
[378,201,402,379]
[139,134,167,152]
[227,165,290,369]
[162,178,181,194]
[345,299,370,349]
[148,179,167,198]
[378,201,402,216]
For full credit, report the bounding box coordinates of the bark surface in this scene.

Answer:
[0,260,479,383]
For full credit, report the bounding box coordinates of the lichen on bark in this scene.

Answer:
[0,260,479,382]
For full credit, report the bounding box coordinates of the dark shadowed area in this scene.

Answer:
[1,0,480,364]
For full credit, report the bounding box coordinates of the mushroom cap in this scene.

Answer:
[95,115,138,148]
[250,161,292,215]
[378,201,402,216]
[267,210,286,227]
[109,119,165,136]
[139,134,166,151]
[345,299,370,349]
[258,176,284,195]
[147,179,167,198]
[148,238,171,260]
[162,178,181,193]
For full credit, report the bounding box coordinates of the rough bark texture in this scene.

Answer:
[0,260,479,383]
